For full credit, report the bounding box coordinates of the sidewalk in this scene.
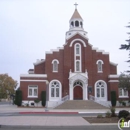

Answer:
[0,104,129,126]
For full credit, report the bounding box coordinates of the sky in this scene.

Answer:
[0,0,130,85]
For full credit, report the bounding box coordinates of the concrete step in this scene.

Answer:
[54,100,107,109]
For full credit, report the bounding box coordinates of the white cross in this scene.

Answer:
[74,2,78,9]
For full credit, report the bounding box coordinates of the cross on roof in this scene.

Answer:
[74,2,78,9]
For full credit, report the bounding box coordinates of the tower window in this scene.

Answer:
[71,21,74,27]
[76,44,80,54]
[80,22,83,28]
[75,21,79,27]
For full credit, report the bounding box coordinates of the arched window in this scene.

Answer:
[95,80,107,101]
[96,60,104,72]
[52,59,59,72]
[76,61,80,71]
[75,21,79,27]
[96,81,105,98]
[51,81,60,97]
[76,44,80,54]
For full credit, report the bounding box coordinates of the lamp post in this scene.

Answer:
[45,80,49,112]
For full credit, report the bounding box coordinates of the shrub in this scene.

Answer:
[110,91,117,107]
[41,91,46,107]
[97,114,103,118]
[118,100,122,106]
[122,101,126,106]
[34,99,40,107]
[118,110,129,119]
[110,106,116,117]
[14,90,22,106]
[105,111,111,118]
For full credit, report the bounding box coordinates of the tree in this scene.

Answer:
[119,22,130,73]
[118,73,130,99]
[110,91,117,107]
[14,90,22,106]
[0,74,17,99]
[41,91,46,107]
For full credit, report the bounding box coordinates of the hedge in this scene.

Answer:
[41,91,46,106]
[111,91,117,107]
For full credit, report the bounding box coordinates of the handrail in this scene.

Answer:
[89,95,97,101]
[62,95,70,101]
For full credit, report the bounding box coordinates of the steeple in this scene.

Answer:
[69,3,83,30]
[66,3,87,40]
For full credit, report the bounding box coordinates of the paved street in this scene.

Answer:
[0,125,121,130]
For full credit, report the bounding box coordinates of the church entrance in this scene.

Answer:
[74,86,83,100]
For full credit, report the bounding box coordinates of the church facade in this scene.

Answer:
[20,6,129,107]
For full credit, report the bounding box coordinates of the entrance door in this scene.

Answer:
[74,86,83,100]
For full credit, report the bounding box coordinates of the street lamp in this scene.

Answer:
[45,80,49,111]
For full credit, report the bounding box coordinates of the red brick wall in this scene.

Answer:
[20,81,46,100]
[34,62,45,74]
[110,64,117,74]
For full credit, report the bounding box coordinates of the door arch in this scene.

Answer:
[73,81,83,100]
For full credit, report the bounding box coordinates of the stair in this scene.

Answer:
[54,100,107,109]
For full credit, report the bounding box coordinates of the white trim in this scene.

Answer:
[95,80,107,101]
[110,62,118,66]
[108,80,119,82]
[20,80,47,82]
[119,96,129,98]
[96,60,104,64]
[70,38,86,47]
[108,75,119,78]
[51,59,59,64]
[33,60,45,66]
[92,47,109,55]
[45,47,64,55]
[20,74,47,78]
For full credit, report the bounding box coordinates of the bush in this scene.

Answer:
[122,101,126,106]
[118,110,129,119]
[105,111,111,118]
[118,100,123,106]
[14,90,22,106]
[34,99,40,107]
[110,106,116,117]
[110,91,117,107]
[97,114,103,118]
[41,91,46,107]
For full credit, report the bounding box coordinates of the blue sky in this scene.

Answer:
[0,0,130,85]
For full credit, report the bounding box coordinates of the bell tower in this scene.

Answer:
[66,3,87,40]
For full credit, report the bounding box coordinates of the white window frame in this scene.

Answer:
[49,79,62,101]
[96,60,104,73]
[52,59,59,72]
[28,85,38,98]
[74,43,81,72]
[119,88,128,98]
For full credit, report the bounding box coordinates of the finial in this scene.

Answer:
[74,2,78,9]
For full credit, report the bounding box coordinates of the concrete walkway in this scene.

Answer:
[0,116,90,126]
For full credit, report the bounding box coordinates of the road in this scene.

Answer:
[0,125,121,130]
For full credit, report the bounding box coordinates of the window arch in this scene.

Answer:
[52,59,59,72]
[96,60,104,72]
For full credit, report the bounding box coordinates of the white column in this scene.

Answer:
[69,84,73,100]
[83,84,88,100]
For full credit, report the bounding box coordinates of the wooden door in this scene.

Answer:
[74,86,83,100]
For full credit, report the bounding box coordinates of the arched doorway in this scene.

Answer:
[73,81,83,100]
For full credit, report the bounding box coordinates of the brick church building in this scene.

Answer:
[20,5,129,107]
